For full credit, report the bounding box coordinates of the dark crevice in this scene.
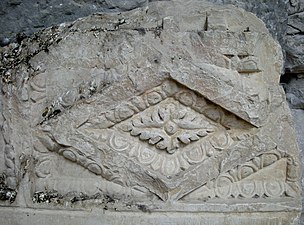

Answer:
[0,174,17,203]
[280,72,303,84]
[223,54,234,59]
[288,9,304,16]
[287,31,304,36]
[288,24,302,32]
[204,16,208,31]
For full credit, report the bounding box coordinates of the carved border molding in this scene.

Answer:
[35,79,294,202]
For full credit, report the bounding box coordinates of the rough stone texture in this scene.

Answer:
[207,0,289,49]
[286,0,304,73]
[291,108,304,224]
[0,0,166,47]
[211,1,304,222]
[0,0,288,49]
[284,74,304,110]
[0,0,303,75]
[1,1,304,196]
[282,73,304,222]
[0,209,301,225]
[0,0,301,224]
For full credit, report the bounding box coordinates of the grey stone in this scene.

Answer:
[1,0,304,75]
[0,1,301,223]
[284,75,304,109]
[288,12,304,33]
[0,0,152,46]
[0,37,10,47]
[0,208,301,225]
[285,0,304,73]
[291,109,304,225]
[285,30,304,74]
[207,0,289,47]
[7,0,22,6]
[105,0,148,10]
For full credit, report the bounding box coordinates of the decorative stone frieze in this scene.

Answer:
[0,0,301,224]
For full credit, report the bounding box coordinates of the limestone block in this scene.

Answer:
[0,0,301,224]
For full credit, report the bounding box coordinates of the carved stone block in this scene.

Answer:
[0,0,301,224]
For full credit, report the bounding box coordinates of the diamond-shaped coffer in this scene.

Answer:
[38,80,252,201]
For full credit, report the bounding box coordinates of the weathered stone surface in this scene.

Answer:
[284,74,304,110]
[0,208,301,225]
[0,0,153,46]
[286,0,304,73]
[291,108,304,224]
[1,0,303,75]
[0,0,301,224]
[208,0,289,46]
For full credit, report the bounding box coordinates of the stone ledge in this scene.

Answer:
[0,207,301,225]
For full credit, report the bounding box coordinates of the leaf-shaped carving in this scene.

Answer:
[119,100,217,154]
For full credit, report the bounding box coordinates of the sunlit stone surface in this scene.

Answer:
[0,0,301,224]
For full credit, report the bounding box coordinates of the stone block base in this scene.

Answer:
[0,207,300,225]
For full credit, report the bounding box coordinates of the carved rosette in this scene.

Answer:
[118,99,217,154]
